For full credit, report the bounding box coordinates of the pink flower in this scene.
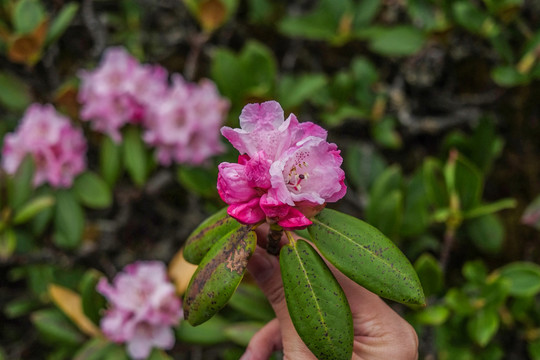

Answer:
[97,261,182,359]
[217,101,346,229]
[1,104,87,188]
[78,47,168,142]
[143,75,229,166]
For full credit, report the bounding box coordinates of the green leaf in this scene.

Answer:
[0,72,32,111]
[366,189,403,239]
[278,0,342,41]
[123,127,149,187]
[280,239,353,360]
[462,260,488,284]
[372,116,402,149]
[464,198,516,219]
[53,189,85,249]
[455,155,483,211]
[466,214,504,254]
[414,253,443,297]
[423,158,449,208]
[309,209,425,305]
[224,322,264,347]
[415,305,450,325]
[344,143,386,193]
[277,73,328,110]
[73,172,112,209]
[184,207,242,264]
[177,166,218,198]
[367,26,426,56]
[79,270,106,326]
[100,136,123,188]
[0,228,17,259]
[491,65,530,87]
[31,308,84,346]
[183,226,256,325]
[8,155,35,211]
[176,315,229,345]
[73,338,117,360]
[228,283,274,322]
[529,338,540,360]
[13,195,55,224]
[497,262,540,297]
[467,308,499,347]
[401,169,430,237]
[45,3,79,45]
[147,349,172,360]
[13,0,46,33]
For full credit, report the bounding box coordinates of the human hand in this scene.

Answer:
[240,227,419,360]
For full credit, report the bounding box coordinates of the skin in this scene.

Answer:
[240,227,419,360]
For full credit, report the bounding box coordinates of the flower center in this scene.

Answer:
[286,162,309,192]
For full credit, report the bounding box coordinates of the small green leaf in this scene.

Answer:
[0,228,17,259]
[466,214,504,254]
[277,73,328,110]
[100,136,123,188]
[53,189,85,249]
[13,195,55,225]
[371,116,402,149]
[497,262,540,297]
[123,127,149,187]
[491,65,529,87]
[462,260,488,284]
[45,3,79,45]
[184,226,256,325]
[31,308,84,346]
[177,166,218,198]
[73,172,112,209]
[345,143,386,193]
[423,158,449,208]
[467,308,499,347]
[414,253,443,297]
[228,283,274,322]
[13,0,46,33]
[176,315,229,345]
[309,209,425,305]
[224,322,264,347]
[73,338,117,360]
[8,155,35,211]
[147,349,172,360]
[280,239,353,360]
[455,155,483,211]
[79,270,106,326]
[368,26,426,56]
[415,305,450,325]
[0,72,32,111]
[184,207,242,264]
[464,198,517,219]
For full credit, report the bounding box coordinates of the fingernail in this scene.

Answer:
[239,349,251,360]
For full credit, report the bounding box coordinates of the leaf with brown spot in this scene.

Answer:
[199,0,228,32]
[184,207,242,265]
[7,19,48,65]
[48,284,101,337]
[169,247,198,295]
[184,225,256,326]
[309,208,425,305]
[280,239,353,360]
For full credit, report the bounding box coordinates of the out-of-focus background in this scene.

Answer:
[0,0,539,359]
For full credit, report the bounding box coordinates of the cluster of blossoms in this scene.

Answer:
[78,47,229,166]
[217,101,346,229]
[1,104,87,188]
[97,261,182,359]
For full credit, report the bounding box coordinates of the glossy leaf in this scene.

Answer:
[176,315,229,345]
[0,72,32,111]
[183,226,256,325]
[123,127,149,187]
[45,3,79,45]
[280,239,353,360]
[309,209,425,305]
[13,195,55,225]
[100,136,123,187]
[467,308,499,347]
[53,189,85,249]
[184,207,242,264]
[497,262,540,297]
[73,171,112,209]
[79,270,106,326]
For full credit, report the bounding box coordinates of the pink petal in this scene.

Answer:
[277,207,312,230]
[239,101,284,131]
[227,198,265,224]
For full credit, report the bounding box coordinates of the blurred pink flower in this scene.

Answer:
[1,104,87,188]
[97,261,182,359]
[143,75,229,166]
[217,101,346,229]
[78,47,168,142]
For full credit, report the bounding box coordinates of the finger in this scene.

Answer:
[240,318,282,360]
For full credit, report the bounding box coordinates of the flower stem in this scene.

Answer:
[266,224,283,256]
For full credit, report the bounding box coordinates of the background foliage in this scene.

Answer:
[0,0,539,359]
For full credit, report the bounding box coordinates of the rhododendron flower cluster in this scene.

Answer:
[217,101,346,229]
[1,104,87,188]
[97,261,182,359]
[78,46,229,165]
